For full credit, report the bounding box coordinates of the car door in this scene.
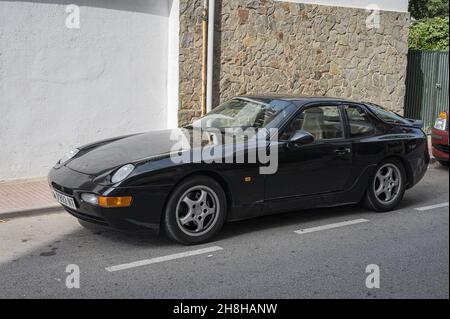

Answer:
[264,103,353,202]
[342,103,379,180]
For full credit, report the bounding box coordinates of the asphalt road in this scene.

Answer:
[0,164,448,299]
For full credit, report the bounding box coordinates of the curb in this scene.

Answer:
[0,204,63,220]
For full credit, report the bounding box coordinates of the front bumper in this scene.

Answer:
[48,165,172,234]
[431,128,449,162]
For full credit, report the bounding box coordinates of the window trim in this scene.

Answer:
[364,102,412,126]
[342,103,377,139]
[278,102,347,143]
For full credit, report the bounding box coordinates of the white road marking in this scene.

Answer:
[415,202,449,211]
[294,219,369,235]
[105,246,223,272]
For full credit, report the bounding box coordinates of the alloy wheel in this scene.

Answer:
[373,163,402,205]
[175,185,220,236]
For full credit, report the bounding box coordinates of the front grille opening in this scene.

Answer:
[51,183,74,195]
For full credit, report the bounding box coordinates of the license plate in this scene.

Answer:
[53,190,77,210]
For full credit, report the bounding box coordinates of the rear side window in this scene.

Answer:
[345,105,374,137]
[365,102,411,125]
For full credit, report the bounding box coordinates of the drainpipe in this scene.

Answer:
[206,0,215,113]
[201,0,209,116]
[201,0,215,116]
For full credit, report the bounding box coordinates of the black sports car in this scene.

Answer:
[49,96,429,244]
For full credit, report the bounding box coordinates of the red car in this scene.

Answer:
[431,111,449,166]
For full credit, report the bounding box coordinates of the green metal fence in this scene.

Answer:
[405,50,449,133]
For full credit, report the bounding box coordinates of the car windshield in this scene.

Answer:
[191,97,293,130]
[365,102,411,125]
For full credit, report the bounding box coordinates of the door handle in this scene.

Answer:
[334,148,352,155]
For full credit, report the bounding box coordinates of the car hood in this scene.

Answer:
[66,129,188,175]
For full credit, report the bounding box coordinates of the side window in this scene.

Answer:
[281,105,344,141]
[345,105,374,137]
[365,102,411,125]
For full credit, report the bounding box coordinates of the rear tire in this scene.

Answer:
[164,176,227,245]
[364,159,407,212]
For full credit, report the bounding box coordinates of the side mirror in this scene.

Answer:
[407,118,424,129]
[287,131,315,148]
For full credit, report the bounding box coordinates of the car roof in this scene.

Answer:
[235,95,360,105]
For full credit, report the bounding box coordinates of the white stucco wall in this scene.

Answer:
[276,0,408,12]
[167,0,180,128]
[0,0,179,180]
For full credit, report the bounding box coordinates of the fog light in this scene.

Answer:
[81,193,99,205]
[98,196,133,208]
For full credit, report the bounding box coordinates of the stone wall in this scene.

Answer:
[179,0,410,126]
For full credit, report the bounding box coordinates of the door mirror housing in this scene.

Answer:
[288,131,315,147]
[406,118,424,129]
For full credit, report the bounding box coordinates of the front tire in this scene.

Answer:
[364,159,407,212]
[164,176,227,245]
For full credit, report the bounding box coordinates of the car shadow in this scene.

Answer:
[69,204,368,248]
[80,190,440,246]
[76,223,175,248]
[216,204,367,241]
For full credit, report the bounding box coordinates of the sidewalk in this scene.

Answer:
[0,178,61,219]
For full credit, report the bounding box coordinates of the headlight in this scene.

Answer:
[81,193,99,205]
[434,112,448,131]
[111,164,135,184]
[58,149,79,165]
[434,119,446,131]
